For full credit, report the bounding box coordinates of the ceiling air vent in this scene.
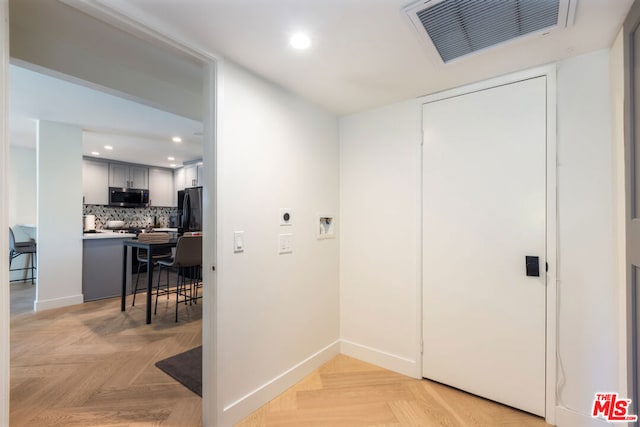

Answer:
[404,0,576,63]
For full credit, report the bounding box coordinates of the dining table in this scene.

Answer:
[121,238,178,324]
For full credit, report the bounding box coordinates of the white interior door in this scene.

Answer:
[422,77,547,416]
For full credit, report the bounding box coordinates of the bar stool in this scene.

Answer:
[131,232,172,306]
[9,227,36,284]
[155,235,202,322]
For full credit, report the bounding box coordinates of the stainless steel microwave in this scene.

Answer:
[109,187,149,207]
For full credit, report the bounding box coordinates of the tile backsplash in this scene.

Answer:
[83,205,178,229]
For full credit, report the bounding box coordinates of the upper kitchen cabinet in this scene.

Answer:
[174,161,204,194]
[109,163,128,187]
[109,163,148,189]
[129,166,148,189]
[184,161,204,188]
[83,159,109,205]
[174,167,185,204]
[148,167,174,207]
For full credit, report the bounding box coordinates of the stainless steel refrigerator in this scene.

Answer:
[177,186,203,234]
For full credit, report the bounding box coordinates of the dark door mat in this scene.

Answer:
[155,345,202,397]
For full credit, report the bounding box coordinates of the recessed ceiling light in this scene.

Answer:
[170,164,177,168]
[91,151,100,156]
[290,33,311,50]
[168,156,175,161]
[172,136,182,143]
[104,145,113,150]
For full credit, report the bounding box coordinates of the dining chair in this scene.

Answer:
[154,235,202,322]
[9,227,37,284]
[131,232,172,306]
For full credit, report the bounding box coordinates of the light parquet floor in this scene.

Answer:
[11,282,550,427]
[236,355,551,427]
[10,281,203,427]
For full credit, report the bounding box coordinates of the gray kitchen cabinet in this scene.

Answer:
[109,163,129,188]
[83,159,109,205]
[184,161,204,187]
[184,163,198,187]
[174,166,186,199]
[149,167,175,206]
[129,166,148,189]
[173,162,203,196]
[82,237,132,301]
[109,163,148,189]
[197,163,204,185]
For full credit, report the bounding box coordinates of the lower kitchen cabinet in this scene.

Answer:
[82,236,133,301]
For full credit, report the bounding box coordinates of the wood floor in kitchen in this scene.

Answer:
[10,279,203,426]
[10,282,550,427]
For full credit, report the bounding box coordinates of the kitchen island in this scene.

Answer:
[83,232,135,301]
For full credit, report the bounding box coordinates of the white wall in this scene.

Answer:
[339,99,422,377]
[339,49,620,426]
[36,120,84,310]
[610,27,629,409]
[9,145,36,227]
[217,61,340,425]
[554,50,618,426]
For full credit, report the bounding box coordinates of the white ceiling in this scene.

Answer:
[10,0,632,160]
[9,64,203,168]
[94,0,634,115]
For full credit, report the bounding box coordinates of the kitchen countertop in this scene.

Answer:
[83,231,136,240]
[153,228,178,232]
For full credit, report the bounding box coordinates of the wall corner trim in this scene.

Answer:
[220,340,340,426]
[555,405,613,427]
[340,339,420,379]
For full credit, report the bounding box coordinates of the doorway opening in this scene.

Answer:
[4,0,218,424]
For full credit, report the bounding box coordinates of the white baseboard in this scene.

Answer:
[555,406,621,427]
[220,340,341,426]
[340,339,420,378]
[34,294,84,312]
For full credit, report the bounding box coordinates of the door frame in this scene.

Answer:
[0,0,9,424]
[1,0,222,424]
[624,0,640,416]
[418,64,558,425]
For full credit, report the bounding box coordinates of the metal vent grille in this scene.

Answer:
[412,0,561,63]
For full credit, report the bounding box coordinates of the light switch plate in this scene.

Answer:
[279,233,292,254]
[234,231,244,253]
[280,208,293,226]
